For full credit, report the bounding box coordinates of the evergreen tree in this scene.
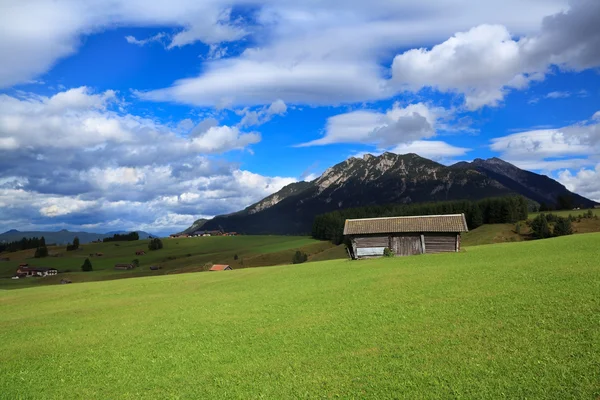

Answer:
[73,236,80,249]
[81,258,93,272]
[553,217,573,236]
[530,214,551,239]
[148,238,163,251]
[34,246,48,258]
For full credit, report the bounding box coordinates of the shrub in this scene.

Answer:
[586,209,594,219]
[132,259,140,268]
[530,214,551,239]
[234,254,238,261]
[148,238,163,251]
[553,217,573,237]
[383,247,394,257]
[81,258,93,272]
[292,251,308,264]
[34,246,48,258]
[515,223,521,234]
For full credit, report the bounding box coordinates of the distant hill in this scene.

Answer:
[0,230,154,245]
[188,152,596,235]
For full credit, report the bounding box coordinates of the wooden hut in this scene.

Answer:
[209,264,232,271]
[114,263,134,270]
[344,214,468,259]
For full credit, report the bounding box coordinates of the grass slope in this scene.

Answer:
[1,234,599,398]
[0,236,337,289]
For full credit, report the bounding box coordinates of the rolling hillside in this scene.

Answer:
[0,235,338,289]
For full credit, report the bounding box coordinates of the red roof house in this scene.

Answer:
[209,264,232,271]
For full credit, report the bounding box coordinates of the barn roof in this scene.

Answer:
[343,214,468,235]
[209,264,231,271]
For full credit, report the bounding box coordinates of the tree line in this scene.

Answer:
[312,196,529,244]
[0,236,47,253]
[103,232,139,242]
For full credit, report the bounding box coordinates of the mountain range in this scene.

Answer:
[0,230,154,245]
[191,153,596,235]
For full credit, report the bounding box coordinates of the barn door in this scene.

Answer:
[392,236,422,256]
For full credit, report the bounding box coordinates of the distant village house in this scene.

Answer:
[135,250,146,256]
[344,214,469,259]
[14,266,58,278]
[114,263,135,270]
[209,264,232,271]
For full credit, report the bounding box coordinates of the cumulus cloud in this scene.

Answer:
[0,87,258,154]
[0,87,290,234]
[391,0,600,109]
[298,103,445,147]
[557,164,600,202]
[4,0,595,111]
[137,0,570,108]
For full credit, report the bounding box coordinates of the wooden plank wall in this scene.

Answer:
[391,235,422,256]
[424,234,458,253]
[354,236,389,248]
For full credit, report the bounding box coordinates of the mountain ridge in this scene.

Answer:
[183,153,596,235]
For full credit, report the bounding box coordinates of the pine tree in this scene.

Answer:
[81,258,93,272]
[553,217,573,236]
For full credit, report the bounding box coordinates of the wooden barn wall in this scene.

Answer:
[391,234,422,256]
[350,233,460,258]
[354,235,389,248]
[424,233,457,254]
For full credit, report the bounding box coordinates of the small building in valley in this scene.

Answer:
[344,214,469,259]
[114,263,135,270]
[135,250,146,256]
[15,266,58,277]
[209,264,232,271]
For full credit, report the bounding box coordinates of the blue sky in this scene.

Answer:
[1,0,599,235]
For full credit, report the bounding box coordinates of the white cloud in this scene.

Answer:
[0,87,285,233]
[189,125,260,153]
[392,25,529,110]
[137,0,572,108]
[557,164,600,202]
[125,33,166,46]
[490,111,600,171]
[490,129,591,160]
[298,102,445,147]
[0,87,258,154]
[390,0,600,109]
[237,99,288,127]
[167,7,247,48]
[4,0,594,112]
[206,44,228,60]
[546,91,571,99]
[389,141,470,160]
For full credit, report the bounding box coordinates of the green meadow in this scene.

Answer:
[1,233,598,399]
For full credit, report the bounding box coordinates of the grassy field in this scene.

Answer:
[529,208,600,219]
[462,209,600,247]
[1,233,598,398]
[0,236,339,289]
